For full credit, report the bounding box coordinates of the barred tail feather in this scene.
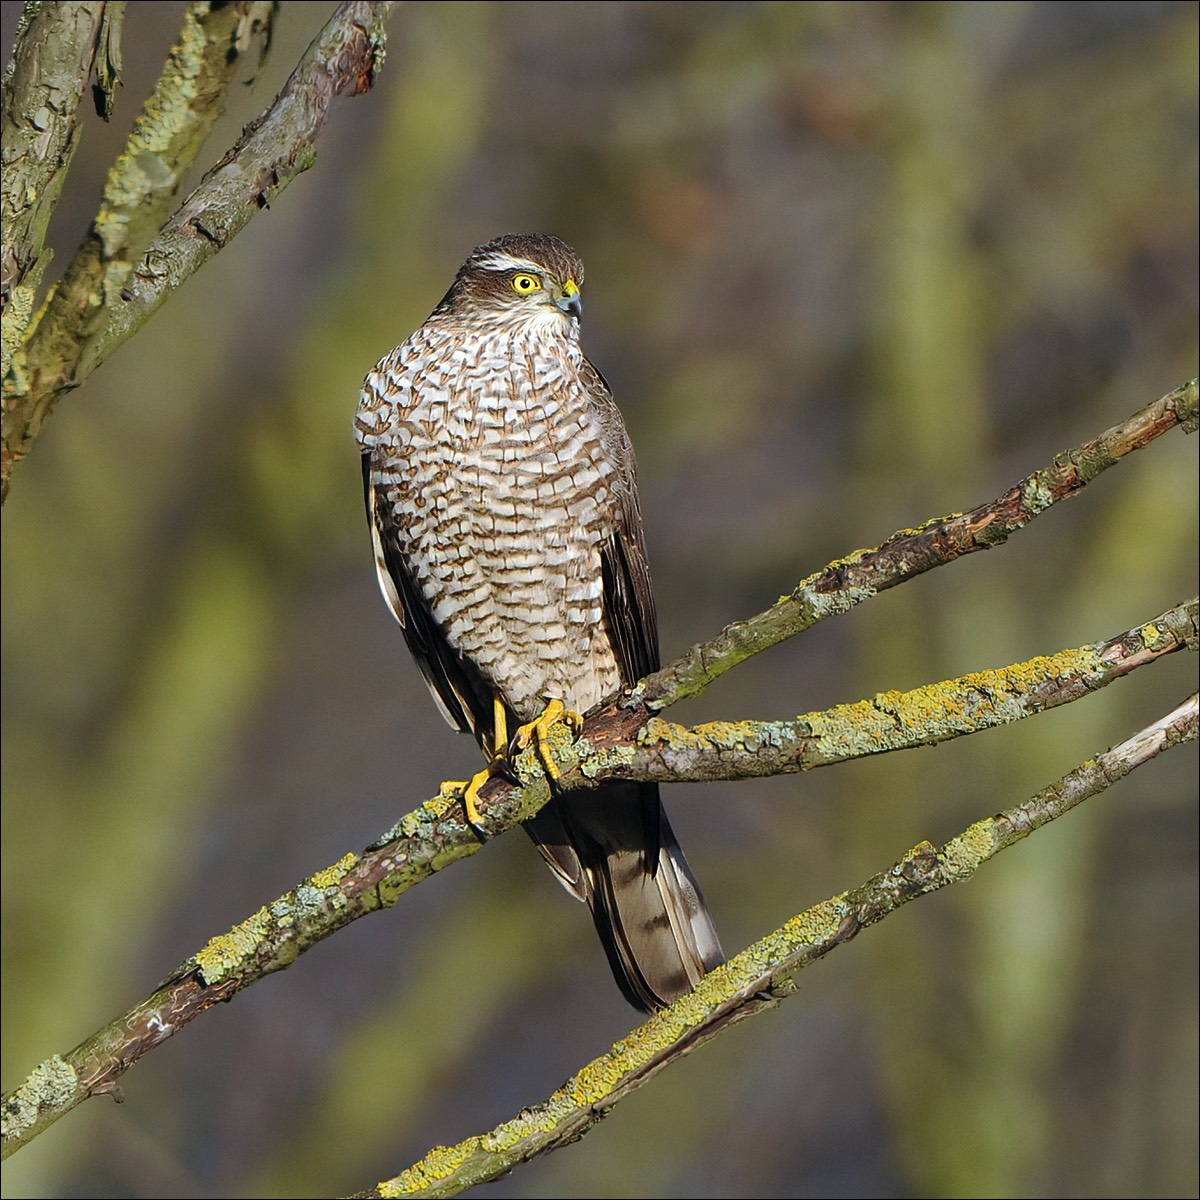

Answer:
[524,782,725,1012]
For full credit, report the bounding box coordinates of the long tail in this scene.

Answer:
[524,782,725,1012]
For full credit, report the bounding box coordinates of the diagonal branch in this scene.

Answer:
[8,1,276,426]
[596,597,1196,784]
[1,0,397,503]
[634,379,1198,708]
[351,693,1199,1198]
[2,599,1190,1158]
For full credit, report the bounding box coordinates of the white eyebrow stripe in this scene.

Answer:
[472,252,543,273]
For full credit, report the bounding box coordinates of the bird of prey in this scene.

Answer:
[355,233,724,1011]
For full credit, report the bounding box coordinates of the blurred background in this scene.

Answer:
[2,3,1196,1197]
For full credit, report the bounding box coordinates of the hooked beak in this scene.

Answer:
[557,278,582,321]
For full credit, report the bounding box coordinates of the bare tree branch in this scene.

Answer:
[1,1,107,372]
[1,0,397,502]
[2,595,1190,1159]
[350,694,1199,1199]
[593,598,1196,785]
[9,1,276,419]
[635,379,1198,709]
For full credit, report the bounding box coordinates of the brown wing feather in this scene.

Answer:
[579,356,660,686]
[362,454,496,745]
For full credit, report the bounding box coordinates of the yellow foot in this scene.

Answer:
[440,761,500,830]
[513,698,584,783]
[441,698,517,830]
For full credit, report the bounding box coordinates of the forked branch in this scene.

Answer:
[1,1,397,502]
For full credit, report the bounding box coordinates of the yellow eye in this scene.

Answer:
[510,273,542,294]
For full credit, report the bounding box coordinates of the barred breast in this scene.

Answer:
[356,317,623,722]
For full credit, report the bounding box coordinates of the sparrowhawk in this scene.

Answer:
[354,233,724,1011]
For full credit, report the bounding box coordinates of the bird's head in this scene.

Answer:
[436,233,585,334]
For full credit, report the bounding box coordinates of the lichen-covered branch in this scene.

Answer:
[1,0,397,502]
[6,2,275,451]
[351,693,1199,1199]
[602,598,1197,784]
[634,379,1198,709]
[2,600,1189,1159]
[91,0,395,358]
[0,2,107,377]
[0,969,241,1157]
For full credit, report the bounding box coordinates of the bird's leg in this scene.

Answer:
[513,698,585,784]
[441,697,514,829]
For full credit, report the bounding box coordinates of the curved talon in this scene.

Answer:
[441,764,497,830]
[443,697,515,830]
[445,699,583,827]
[492,756,521,786]
[514,698,585,783]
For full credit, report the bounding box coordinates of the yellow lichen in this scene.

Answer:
[381,1138,482,1196]
[941,820,1000,876]
[308,852,358,890]
[192,907,272,984]
[640,717,751,752]
[781,895,848,946]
